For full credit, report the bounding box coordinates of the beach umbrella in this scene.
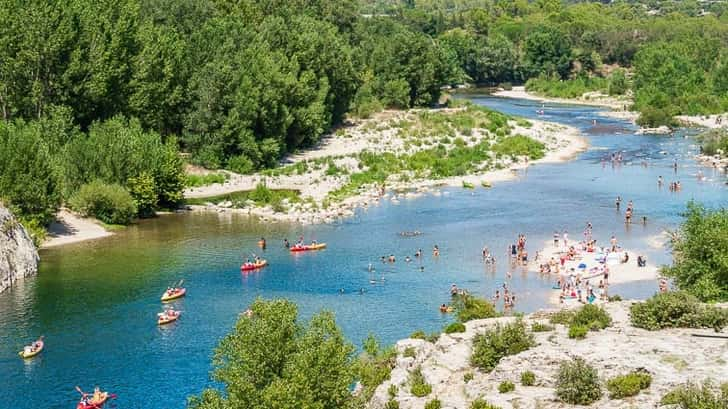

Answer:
[578,263,587,269]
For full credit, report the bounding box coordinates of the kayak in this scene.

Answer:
[290,243,326,252]
[158,311,181,325]
[76,393,109,409]
[19,339,44,359]
[241,260,267,271]
[481,181,492,188]
[161,288,186,302]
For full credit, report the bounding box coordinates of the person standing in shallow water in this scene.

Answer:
[615,196,621,211]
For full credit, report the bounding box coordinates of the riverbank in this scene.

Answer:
[185,106,587,224]
[370,301,726,409]
[42,210,112,248]
[493,86,635,116]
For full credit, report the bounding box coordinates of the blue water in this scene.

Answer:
[1,96,726,408]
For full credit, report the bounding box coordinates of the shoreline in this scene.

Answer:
[185,110,588,225]
[41,210,113,249]
[492,86,634,111]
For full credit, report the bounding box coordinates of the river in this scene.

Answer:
[1,95,726,408]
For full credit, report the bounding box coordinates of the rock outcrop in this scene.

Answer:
[370,302,728,409]
[0,205,39,293]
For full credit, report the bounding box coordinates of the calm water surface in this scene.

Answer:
[1,96,726,408]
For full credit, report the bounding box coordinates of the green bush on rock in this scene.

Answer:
[607,371,652,399]
[470,319,535,372]
[409,367,432,397]
[630,291,728,331]
[453,294,498,322]
[660,381,728,408]
[555,357,602,405]
[498,381,515,393]
[469,399,502,409]
[69,181,137,225]
[568,324,588,339]
[521,371,536,386]
[444,322,466,334]
[425,399,442,409]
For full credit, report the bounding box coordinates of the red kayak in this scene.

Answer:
[241,260,267,271]
[76,390,115,409]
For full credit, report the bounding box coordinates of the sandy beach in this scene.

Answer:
[185,108,588,224]
[532,239,660,307]
[42,210,112,248]
[676,113,728,129]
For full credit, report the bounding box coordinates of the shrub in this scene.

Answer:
[469,399,501,409]
[492,135,545,160]
[185,173,228,187]
[453,294,498,322]
[608,295,623,302]
[388,384,398,399]
[572,304,612,330]
[531,322,554,332]
[630,291,728,331]
[549,309,575,325]
[403,347,416,358]
[425,399,442,409]
[661,203,728,302]
[384,399,400,409]
[444,322,466,334]
[555,357,602,405]
[410,330,426,340]
[69,181,137,225]
[660,381,728,408]
[354,334,397,402]
[409,367,432,397]
[521,371,536,386]
[498,381,515,393]
[463,372,474,383]
[568,324,588,339]
[471,319,536,372]
[607,371,652,399]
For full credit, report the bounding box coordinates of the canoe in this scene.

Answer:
[290,243,326,252]
[18,340,44,359]
[77,393,109,409]
[161,288,186,302]
[241,260,267,271]
[462,181,475,189]
[481,181,492,188]
[158,311,180,325]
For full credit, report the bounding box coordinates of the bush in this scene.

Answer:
[531,322,554,332]
[608,295,623,302]
[636,106,675,128]
[471,319,536,372]
[354,334,397,402]
[492,135,545,160]
[69,181,137,225]
[661,203,728,302]
[403,347,416,358]
[469,399,501,409]
[572,304,612,330]
[444,322,466,334]
[409,367,432,397]
[388,384,398,399]
[630,291,728,331]
[498,381,515,393]
[660,381,728,408]
[607,69,628,96]
[453,294,498,322]
[410,330,426,340]
[568,324,588,339]
[185,173,228,187]
[425,399,442,409]
[521,371,536,386]
[549,309,575,325]
[607,371,652,399]
[384,399,400,409]
[555,357,602,405]
[463,372,474,383]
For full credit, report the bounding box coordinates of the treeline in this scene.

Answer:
[2,0,728,236]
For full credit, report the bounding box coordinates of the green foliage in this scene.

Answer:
[555,357,602,405]
[498,381,515,394]
[409,330,427,340]
[444,322,466,334]
[470,319,535,372]
[185,173,229,188]
[662,202,728,302]
[607,69,628,96]
[492,135,545,160]
[188,298,355,409]
[128,172,158,218]
[403,347,416,358]
[630,291,728,331]
[520,371,536,386]
[186,186,300,211]
[526,75,608,99]
[409,367,432,397]
[69,181,137,225]
[523,26,572,79]
[463,372,474,383]
[531,322,554,332]
[568,324,588,339]
[385,399,400,409]
[469,399,501,409]
[607,371,652,399]
[660,381,728,409]
[425,399,442,409]
[453,294,498,323]
[388,384,398,399]
[698,129,728,157]
[549,309,575,325]
[571,304,612,330]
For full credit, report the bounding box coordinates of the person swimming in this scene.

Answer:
[433,245,439,256]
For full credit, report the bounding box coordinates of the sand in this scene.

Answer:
[42,210,112,248]
[185,109,588,225]
[676,113,728,129]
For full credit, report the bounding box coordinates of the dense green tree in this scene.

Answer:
[188,298,355,409]
[523,25,572,79]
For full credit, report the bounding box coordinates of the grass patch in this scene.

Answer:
[521,371,536,386]
[531,322,554,332]
[185,184,300,210]
[498,380,515,393]
[409,366,432,397]
[184,172,229,187]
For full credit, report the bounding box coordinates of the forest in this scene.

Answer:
[1,0,727,240]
